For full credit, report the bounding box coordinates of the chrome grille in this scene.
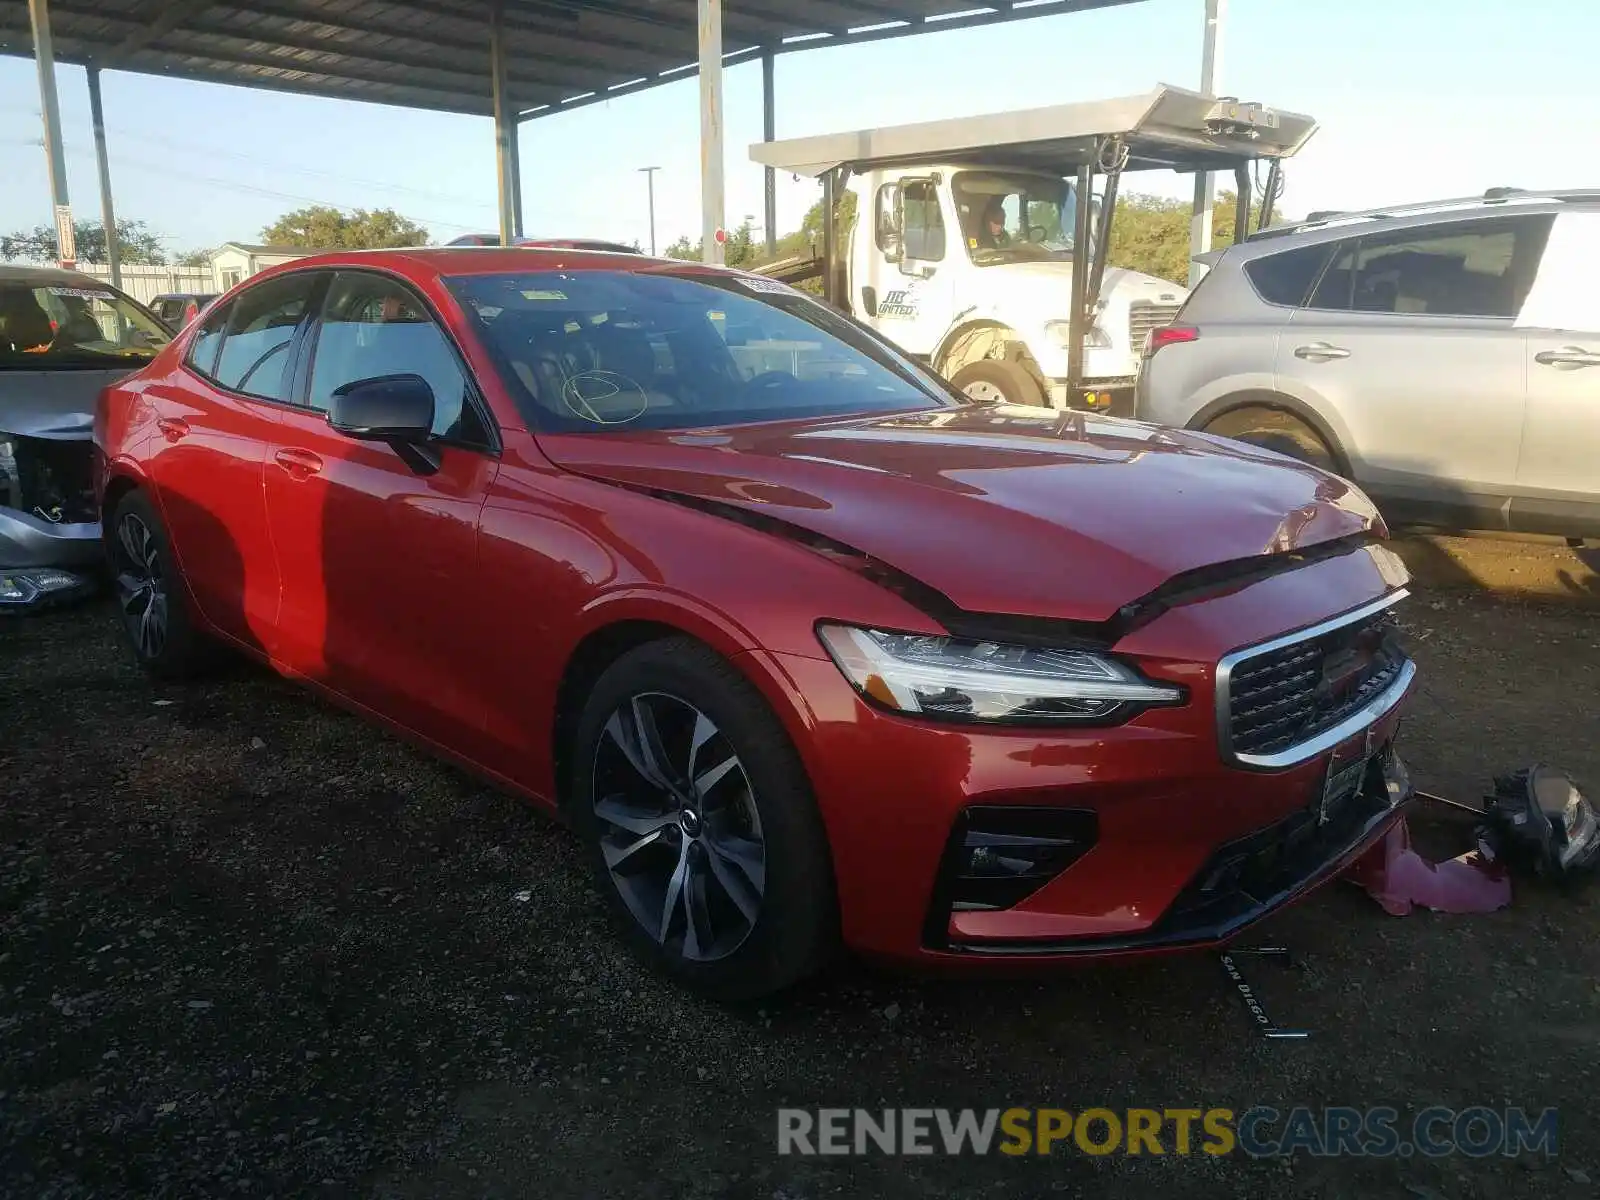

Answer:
[1128,301,1181,353]
[1220,595,1413,766]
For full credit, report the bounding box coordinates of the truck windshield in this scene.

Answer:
[953,171,1095,268]
[0,282,171,368]
[447,269,958,433]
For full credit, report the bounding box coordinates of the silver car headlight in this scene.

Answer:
[817,625,1182,725]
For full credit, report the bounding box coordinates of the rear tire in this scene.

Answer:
[570,637,838,1001]
[106,490,218,680]
[1203,406,1340,472]
[949,358,1046,407]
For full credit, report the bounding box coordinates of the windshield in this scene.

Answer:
[0,281,171,368]
[953,171,1097,268]
[447,269,957,433]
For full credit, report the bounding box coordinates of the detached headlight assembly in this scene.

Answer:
[817,625,1182,725]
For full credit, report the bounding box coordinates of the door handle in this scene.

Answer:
[1534,346,1600,370]
[273,447,323,477]
[156,417,189,441]
[1293,343,1350,362]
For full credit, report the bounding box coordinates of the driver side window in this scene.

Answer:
[212,274,318,402]
[901,180,945,262]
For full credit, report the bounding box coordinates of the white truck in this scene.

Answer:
[749,86,1317,412]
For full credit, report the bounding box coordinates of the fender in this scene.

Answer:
[1187,388,1356,478]
[931,317,1022,376]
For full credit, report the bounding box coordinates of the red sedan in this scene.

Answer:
[95,248,1416,999]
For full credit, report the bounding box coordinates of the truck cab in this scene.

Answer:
[852,162,1187,408]
[751,86,1317,413]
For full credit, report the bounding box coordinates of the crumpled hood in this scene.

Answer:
[0,368,130,439]
[538,405,1383,624]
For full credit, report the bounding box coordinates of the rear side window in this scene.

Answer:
[1307,215,1553,318]
[213,275,319,401]
[1244,243,1335,307]
[186,302,230,377]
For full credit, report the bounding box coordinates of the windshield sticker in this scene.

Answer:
[47,286,114,299]
[736,275,799,297]
[520,289,568,301]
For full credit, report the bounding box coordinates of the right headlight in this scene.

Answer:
[816,624,1182,726]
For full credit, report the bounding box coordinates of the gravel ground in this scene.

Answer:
[2,590,1598,1200]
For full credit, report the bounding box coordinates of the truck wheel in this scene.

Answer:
[949,359,1045,407]
[1203,407,1340,473]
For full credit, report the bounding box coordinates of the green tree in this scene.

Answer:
[1,218,168,265]
[175,247,214,268]
[260,205,428,249]
[1106,190,1269,283]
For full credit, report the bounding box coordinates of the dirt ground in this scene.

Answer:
[2,568,1598,1199]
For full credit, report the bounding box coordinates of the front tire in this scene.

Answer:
[570,638,838,1001]
[107,490,217,679]
[949,358,1046,407]
[1203,406,1340,472]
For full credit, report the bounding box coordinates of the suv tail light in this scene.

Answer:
[1143,324,1199,358]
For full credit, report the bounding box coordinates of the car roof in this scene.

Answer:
[0,263,119,288]
[254,246,717,279]
[1244,189,1600,250]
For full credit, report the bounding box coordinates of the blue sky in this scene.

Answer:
[0,0,1594,257]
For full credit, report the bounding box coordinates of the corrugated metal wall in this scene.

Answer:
[75,264,215,305]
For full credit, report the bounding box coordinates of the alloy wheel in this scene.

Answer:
[590,692,766,962]
[113,511,168,660]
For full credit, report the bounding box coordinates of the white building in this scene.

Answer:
[207,243,325,291]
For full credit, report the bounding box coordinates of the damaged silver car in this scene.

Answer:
[1,265,172,610]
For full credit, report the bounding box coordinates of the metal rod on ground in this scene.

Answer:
[85,64,120,289]
[490,0,516,247]
[1188,0,1225,284]
[28,0,75,269]
[698,0,725,265]
[762,48,777,259]
[1066,158,1093,406]
[638,166,659,256]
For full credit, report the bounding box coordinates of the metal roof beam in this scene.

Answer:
[109,0,217,62]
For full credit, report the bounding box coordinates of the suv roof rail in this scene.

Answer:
[1248,187,1600,241]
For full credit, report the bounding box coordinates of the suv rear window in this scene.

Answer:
[1244,243,1335,307]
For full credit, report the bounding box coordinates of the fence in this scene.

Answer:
[74,264,216,305]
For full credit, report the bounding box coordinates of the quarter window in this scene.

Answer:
[186,301,230,377]
[212,275,318,401]
[307,273,487,445]
[1245,243,1336,307]
[1306,216,1553,318]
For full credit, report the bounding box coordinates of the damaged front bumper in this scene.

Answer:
[0,508,102,610]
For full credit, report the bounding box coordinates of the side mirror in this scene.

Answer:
[878,182,905,263]
[327,373,440,474]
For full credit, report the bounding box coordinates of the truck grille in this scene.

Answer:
[1128,301,1181,353]
[1222,597,1411,764]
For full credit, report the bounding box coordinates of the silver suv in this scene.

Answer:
[1135,189,1600,538]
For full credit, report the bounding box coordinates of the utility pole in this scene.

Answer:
[638,166,660,256]
[28,0,75,269]
[1188,0,1225,284]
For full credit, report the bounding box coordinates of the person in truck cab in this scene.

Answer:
[980,197,1013,249]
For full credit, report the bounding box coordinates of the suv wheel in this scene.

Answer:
[1203,406,1340,473]
[570,638,838,1001]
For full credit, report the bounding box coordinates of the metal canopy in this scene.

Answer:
[749,84,1318,177]
[0,0,1150,121]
